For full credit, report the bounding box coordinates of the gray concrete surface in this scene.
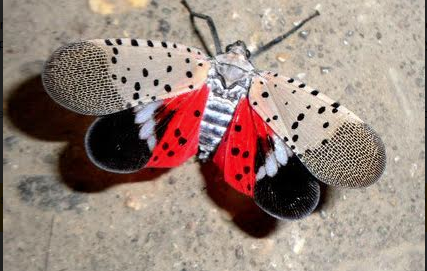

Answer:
[3,0,425,270]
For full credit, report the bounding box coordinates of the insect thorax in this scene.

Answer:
[198,56,254,160]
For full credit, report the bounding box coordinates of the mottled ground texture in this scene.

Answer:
[3,0,425,270]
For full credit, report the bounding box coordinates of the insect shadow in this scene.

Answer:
[7,75,332,236]
[199,161,332,237]
[7,75,169,192]
[200,161,279,237]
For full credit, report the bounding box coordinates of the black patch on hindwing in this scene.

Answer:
[85,109,151,173]
[254,156,320,220]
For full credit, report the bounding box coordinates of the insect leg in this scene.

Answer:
[250,10,320,58]
[181,0,222,56]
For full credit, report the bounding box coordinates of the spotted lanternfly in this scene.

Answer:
[42,0,386,220]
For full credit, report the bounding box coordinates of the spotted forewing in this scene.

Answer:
[249,72,386,188]
[43,39,210,115]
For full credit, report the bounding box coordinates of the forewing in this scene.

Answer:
[42,39,210,116]
[249,73,386,188]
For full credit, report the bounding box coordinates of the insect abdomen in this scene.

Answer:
[198,91,237,159]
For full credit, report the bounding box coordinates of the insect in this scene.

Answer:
[42,0,386,220]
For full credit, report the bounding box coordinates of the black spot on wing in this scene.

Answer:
[162,142,169,150]
[131,39,139,46]
[178,137,187,145]
[231,147,240,156]
[331,102,340,108]
[311,90,319,96]
[292,135,299,142]
[291,122,298,129]
[143,68,149,77]
[174,128,181,137]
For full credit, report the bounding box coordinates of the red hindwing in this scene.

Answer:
[146,85,209,168]
[213,98,274,197]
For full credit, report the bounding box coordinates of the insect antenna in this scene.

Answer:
[181,0,223,56]
[251,10,320,58]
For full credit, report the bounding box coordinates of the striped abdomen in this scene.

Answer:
[198,91,237,159]
[198,75,248,160]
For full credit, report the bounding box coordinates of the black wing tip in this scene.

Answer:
[254,156,321,220]
[85,109,152,173]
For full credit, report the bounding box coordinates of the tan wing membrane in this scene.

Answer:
[302,122,385,187]
[42,39,210,116]
[249,72,386,187]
